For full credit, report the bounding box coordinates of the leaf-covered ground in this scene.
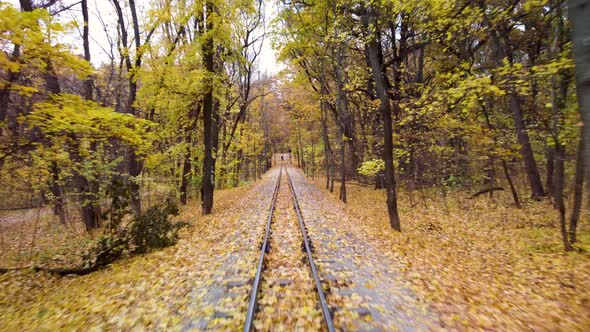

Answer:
[0,171,278,330]
[254,172,323,330]
[0,206,92,269]
[289,167,438,331]
[311,176,590,330]
[3,166,588,330]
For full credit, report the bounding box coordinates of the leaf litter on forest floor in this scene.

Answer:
[0,170,278,331]
[289,167,438,331]
[310,175,590,331]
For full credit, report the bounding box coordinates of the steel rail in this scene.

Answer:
[284,167,336,332]
[244,165,282,332]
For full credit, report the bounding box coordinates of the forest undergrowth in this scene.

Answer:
[0,183,259,330]
[313,178,590,330]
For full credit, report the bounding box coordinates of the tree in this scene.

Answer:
[569,0,590,206]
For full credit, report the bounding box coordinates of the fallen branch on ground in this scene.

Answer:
[470,187,505,198]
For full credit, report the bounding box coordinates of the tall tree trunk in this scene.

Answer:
[77,0,101,230]
[480,1,545,198]
[180,145,191,205]
[502,160,522,208]
[509,93,545,198]
[339,139,346,202]
[482,97,521,207]
[128,0,143,215]
[551,6,573,251]
[0,45,20,136]
[44,60,67,225]
[554,143,572,250]
[569,129,584,243]
[202,66,215,213]
[112,0,144,215]
[322,102,332,189]
[334,14,348,202]
[49,161,66,225]
[201,2,218,214]
[569,0,590,204]
[364,7,401,231]
[180,101,200,206]
[546,146,555,197]
[218,121,227,190]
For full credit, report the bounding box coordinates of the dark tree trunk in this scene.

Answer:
[0,45,20,135]
[202,71,215,213]
[339,139,346,202]
[180,102,200,204]
[218,121,227,190]
[77,0,101,230]
[180,146,191,205]
[480,1,545,198]
[49,162,66,225]
[502,160,522,208]
[364,7,401,231]
[333,9,348,202]
[554,143,572,250]
[128,0,143,215]
[569,130,584,243]
[112,0,144,215]
[509,93,545,198]
[546,146,555,197]
[42,56,67,225]
[569,0,590,205]
[323,114,331,189]
[201,3,218,215]
[482,98,521,208]
[551,8,573,251]
[320,71,334,190]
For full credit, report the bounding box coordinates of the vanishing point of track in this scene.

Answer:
[244,164,335,332]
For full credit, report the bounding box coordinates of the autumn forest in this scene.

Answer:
[1,0,590,330]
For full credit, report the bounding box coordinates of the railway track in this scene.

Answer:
[244,164,335,332]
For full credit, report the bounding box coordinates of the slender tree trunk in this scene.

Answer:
[218,121,227,190]
[49,162,66,225]
[311,143,315,179]
[480,1,545,198]
[39,46,67,225]
[554,143,572,250]
[551,7,573,251]
[364,7,401,231]
[509,93,545,198]
[339,139,346,202]
[112,0,144,215]
[320,85,333,190]
[570,129,584,243]
[76,0,101,230]
[333,1,351,197]
[482,98,521,208]
[180,149,191,205]
[180,118,193,206]
[546,146,555,197]
[330,165,335,193]
[502,160,522,208]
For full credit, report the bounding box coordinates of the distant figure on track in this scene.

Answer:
[281,155,284,163]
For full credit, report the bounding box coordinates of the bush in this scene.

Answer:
[128,198,188,254]
[357,159,385,177]
[83,198,188,269]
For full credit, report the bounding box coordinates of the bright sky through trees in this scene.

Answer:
[4,0,282,73]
